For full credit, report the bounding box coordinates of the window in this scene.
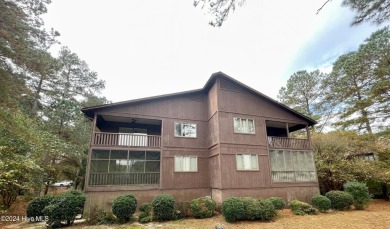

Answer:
[175,122,197,138]
[174,156,197,172]
[233,118,255,134]
[236,154,258,170]
[269,150,317,182]
[90,149,160,186]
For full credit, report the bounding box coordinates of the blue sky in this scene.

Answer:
[42,0,385,102]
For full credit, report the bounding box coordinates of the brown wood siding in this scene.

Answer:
[209,147,221,189]
[219,154,271,189]
[100,95,208,121]
[161,150,209,189]
[162,118,207,149]
[218,88,309,124]
[219,112,268,146]
[208,115,219,148]
[207,81,218,119]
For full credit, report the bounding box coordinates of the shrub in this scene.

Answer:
[257,199,277,221]
[190,196,216,219]
[26,195,55,218]
[152,194,175,221]
[289,200,317,215]
[175,201,192,218]
[325,190,354,211]
[221,197,245,223]
[139,202,152,214]
[138,202,153,223]
[268,197,286,210]
[87,207,116,225]
[311,195,331,212]
[241,198,261,220]
[344,181,371,210]
[112,194,137,223]
[138,212,152,223]
[43,190,86,228]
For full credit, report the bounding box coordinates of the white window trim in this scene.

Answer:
[233,117,256,134]
[236,154,259,171]
[174,122,197,138]
[174,155,198,172]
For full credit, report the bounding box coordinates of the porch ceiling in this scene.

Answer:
[100,115,161,125]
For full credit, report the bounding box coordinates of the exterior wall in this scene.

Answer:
[84,76,320,215]
[84,188,210,215]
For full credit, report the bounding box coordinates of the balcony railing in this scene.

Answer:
[89,173,160,186]
[268,136,310,150]
[93,132,161,148]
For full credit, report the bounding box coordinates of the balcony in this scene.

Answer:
[89,173,160,186]
[92,132,161,148]
[268,136,310,150]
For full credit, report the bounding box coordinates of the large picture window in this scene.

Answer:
[175,122,197,138]
[174,156,197,172]
[90,149,160,186]
[236,154,258,170]
[233,117,255,134]
[269,150,317,182]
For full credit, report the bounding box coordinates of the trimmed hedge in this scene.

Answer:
[138,202,152,223]
[43,190,86,228]
[112,194,137,223]
[268,197,286,210]
[221,197,245,223]
[289,200,317,215]
[311,195,331,212]
[257,199,277,221]
[344,181,371,210]
[26,195,55,218]
[221,197,276,222]
[152,194,175,221]
[241,198,261,220]
[325,190,354,211]
[190,196,216,219]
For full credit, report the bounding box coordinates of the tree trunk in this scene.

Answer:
[30,76,44,117]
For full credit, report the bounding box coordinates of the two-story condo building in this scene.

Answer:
[81,72,319,213]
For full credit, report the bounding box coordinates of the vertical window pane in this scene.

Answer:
[109,159,127,173]
[190,157,197,171]
[129,160,145,172]
[175,156,183,171]
[243,154,251,170]
[248,120,255,133]
[91,160,109,173]
[175,123,182,136]
[236,154,244,170]
[145,161,160,172]
[251,154,258,169]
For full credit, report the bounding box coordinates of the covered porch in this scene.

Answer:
[92,115,162,148]
[266,120,311,150]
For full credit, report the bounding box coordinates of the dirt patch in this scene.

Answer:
[2,199,389,229]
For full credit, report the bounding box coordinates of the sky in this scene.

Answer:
[41,0,384,103]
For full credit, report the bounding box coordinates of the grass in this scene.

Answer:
[2,199,390,229]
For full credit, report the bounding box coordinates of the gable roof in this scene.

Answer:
[81,71,317,126]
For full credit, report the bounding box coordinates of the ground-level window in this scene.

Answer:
[269,150,317,182]
[174,122,197,138]
[233,117,255,134]
[236,154,258,170]
[174,156,197,172]
[89,149,160,186]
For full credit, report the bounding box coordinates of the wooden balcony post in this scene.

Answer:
[306,125,312,148]
[285,123,290,137]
